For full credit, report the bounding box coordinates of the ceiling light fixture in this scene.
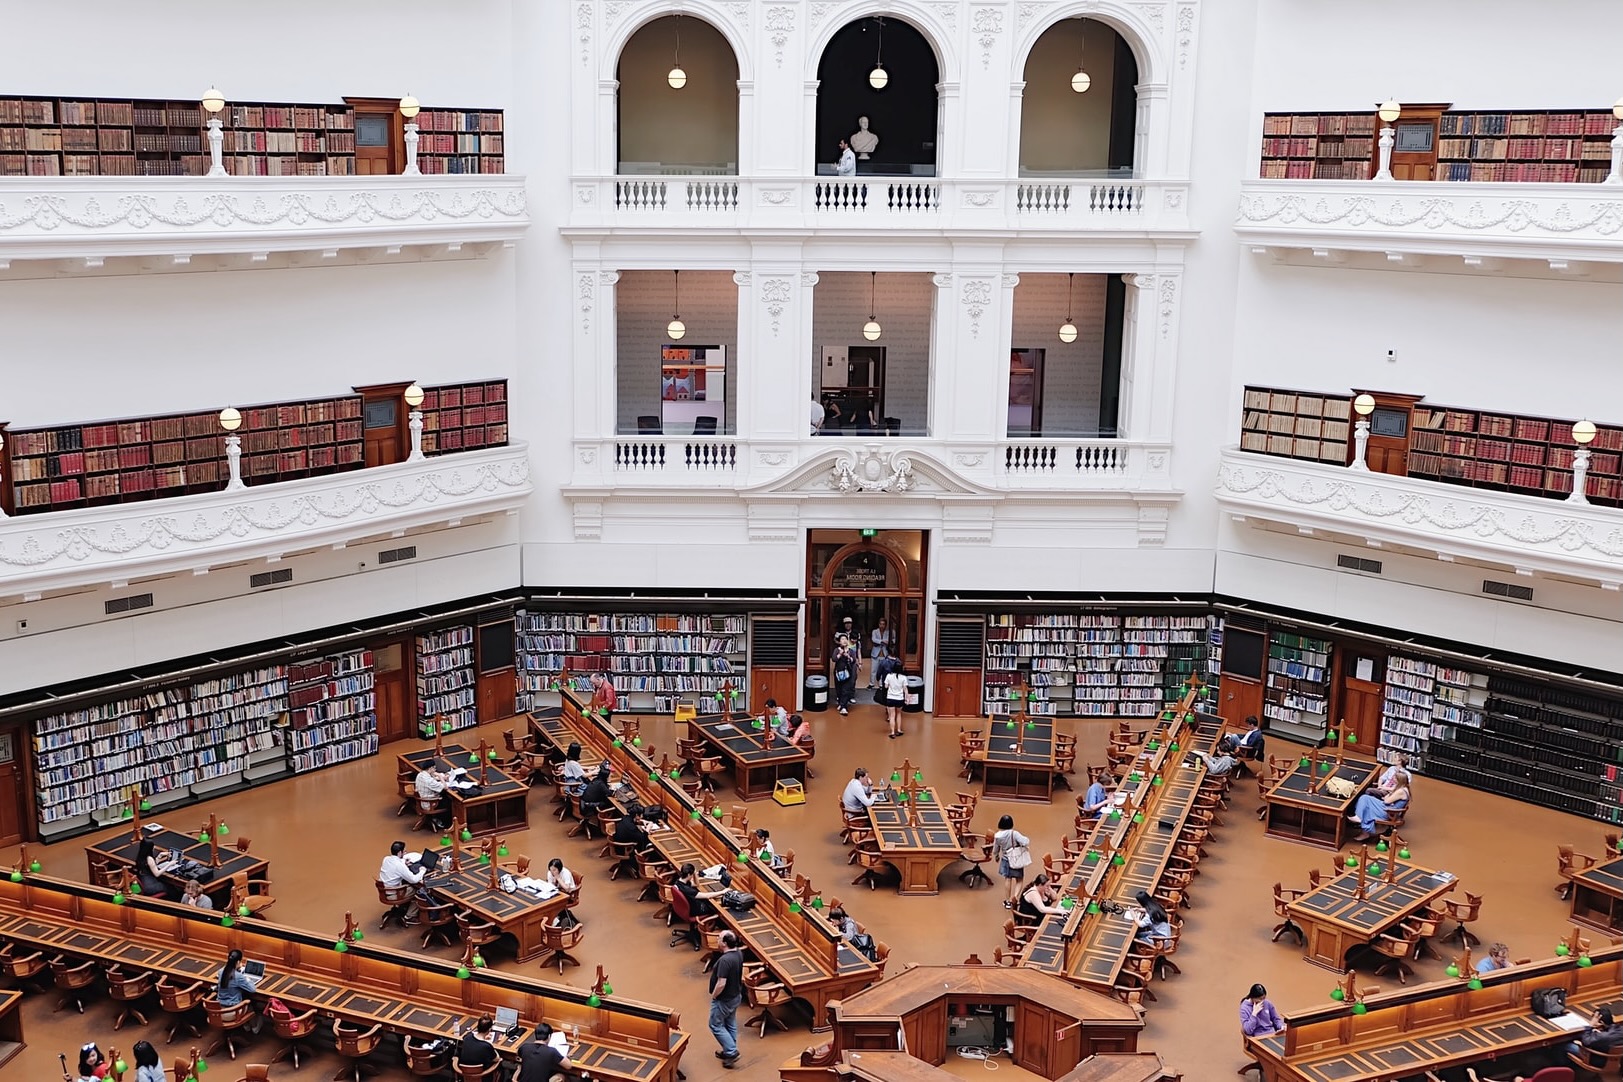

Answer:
[869,18,888,90]
[667,270,686,340]
[863,271,882,340]
[1071,19,1091,93]
[1059,273,1078,342]
[668,15,687,89]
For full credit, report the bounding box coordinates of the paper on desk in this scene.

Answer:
[715,724,736,732]
[1550,1013,1593,1032]
[1112,793,1129,806]
[450,767,468,776]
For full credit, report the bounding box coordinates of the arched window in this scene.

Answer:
[617,16,739,175]
[1019,18,1139,177]
[815,18,940,177]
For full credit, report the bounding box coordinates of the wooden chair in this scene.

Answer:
[1043,851,1076,879]
[1440,892,1484,948]
[1053,743,1077,790]
[156,976,207,1043]
[1271,883,1305,944]
[105,964,154,1030]
[418,899,460,950]
[456,1060,502,1081]
[267,1004,319,1068]
[1559,845,1600,901]
[503,727,535,765]
[1404,908,1445,961]
[227,872,275,918]
[1111,968,1153,1007]
[1568,1047,1623,1078]
[1003,919,1034,958]
[539,920,586,973]
[203,995,258,1059]
[1366,925,1422,984]
[395,769,417,816]
[332,1020,384,1081]
[839,804,869,845]
[234,1067,271,1082]
[743,962,793,1036]
[234,837,252,853]
[593,807,624,851]
[412,795,445,832]
[375,880,415,929]
[958,830,993,888]
[955,790,981,817]
[991,948,1021,967]
[0,943,48,989]
[404,1035,451,1078]
[728,805,750,835]
[49,954,98,1013]
[88,852,118,887]
[850,841,896,890]
[605,838,641,881]
[456,912,502,961]
[873,940,892,978]
[1055,732,1078,772]
[774,848,797,879]
[958,728,986,780]
[800,734,817,780]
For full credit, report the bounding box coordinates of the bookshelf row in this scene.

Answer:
[2,378,507,516]
[980,613,1220,718]
[1259,108,1618,183]
[0,94,503,177]
[417,625,478,736]
[1239,387,1352,464]
[1263,632,1332,739]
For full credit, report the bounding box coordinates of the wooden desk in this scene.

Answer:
[974,717,1057,802]
[1261,755,1382,850]
[430,862,569,964]
[1060,1052,1178,1082]
[866,788,962,896]
[0,874,686,1082]
[0,990,22,1070]
[1245,948,1623,1082]
[1570,855,1623,934]
[86,827,269,906]
[687,713,811,800]
[398,744,529,838]
[1286,858,1458,970]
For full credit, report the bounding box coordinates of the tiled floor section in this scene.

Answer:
[0,700,1597,1081]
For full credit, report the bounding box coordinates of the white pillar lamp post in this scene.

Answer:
[1374,99,1402,181]
[1606,97,1623,185]
[405,383,427,461]
[1350,393,1376,470]
[399,94,422,176]
[219,407,246,491]
[202,87,227,177]
[1569,419,1597,504]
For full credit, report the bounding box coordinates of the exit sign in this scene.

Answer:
[860,528,878,538]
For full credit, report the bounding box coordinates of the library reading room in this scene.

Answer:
[2,2,1622,1081]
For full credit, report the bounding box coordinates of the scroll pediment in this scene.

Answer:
[742,444,993,498]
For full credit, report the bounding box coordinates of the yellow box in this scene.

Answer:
[772,779,806,807]
[673,701,697,722]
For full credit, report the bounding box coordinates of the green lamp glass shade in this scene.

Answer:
[1346,733,1357,744]
[602,983,613,995]
[1330,988,1345,1001]
[670,769,681,779]
[712,808,723,818]
[140,799,152,811]
[479,854,491,865]
[457,966,471,979]
[789,902,802,913]
[1445,963,1459,977]
[27,860,39,872]
[115,1060,128,1075]
[130,881,141,894]
[498,844,509,857]
[352,930,363,941]
[469,753,480,765]
[632,737,642,746]
[460,828,473,841]
[334,940,348,953]
[1375,840,1388,852]
[1006,721,1016,730]
[441,835,452,847]
[891,772,901,782]
[1468,977,1484,990]
[1580,955,1594,967]
[690,810,701,820]
[1109,809,1122,820]
[221,915,235,928]
[613,739,623,748]
[1398,848,1411,859]
[1147,741,1159,751]
[811,897,824,909]
[1060,896,1075,908]
[1086,901,1100,914]
[1326,730,1338,742]
[196,1058,209,1073]
[199,832,210,843]
[1169,742,1179,752]
[1132,813,1144,824]
[473,954,486,968]
[488,750,499,761]
[1367,863,1382,876]
[1152,776,1164,787]
[112,892,126,905]
[1556,944,1571,956]
[122,807,133,819]
[218,822,229,835]
[1112,854,1125,866]
[1320,762,1333,772]
[649,772,659,782]
[914,771,923,782]
[1345,856,1359,868]
[1351,1002,1367,1015]
[1300,756,1311,766]
[736,853,749,863]
[587,994,601,1007]
[1084,851,1099,862]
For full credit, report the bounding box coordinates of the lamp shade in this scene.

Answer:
[1614,96,1623,121]
[201,88,226,114]
[1058,321,1078,343]
[1353,393,1376,417]
[399,94,421,119]
[862,319,882,342]
[1378,99,1401,123]
[1071,70,1091,93]
[666,317,687,340]
[869,65,888,90]
[218,407,242,432]
[668,66,688,90]
[404,383,425,408]
[1574,419,1598,445]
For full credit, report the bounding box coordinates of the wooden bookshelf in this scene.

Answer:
[1263,631,1331,740]
[416,625,478,737]
[1260,107,1617,183]
[515,611,748,715]
[1240,386,1352,464]
[419,380,510,454]
[285,647,377,774]
[1409,405,1623,507]
[0,94,502,177]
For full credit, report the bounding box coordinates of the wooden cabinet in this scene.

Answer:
[934,669,983,719]
[1351,389,1421,477]
[1017,1004,1050,1077]
[1375,103,1450,181]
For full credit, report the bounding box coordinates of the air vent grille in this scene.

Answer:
[749,617,799,667]
[1483,579,1535,602]
[378,545,418,565]
[1336,555,1384,575]
[250,568,294,589]
[104,593,154,615]
[937,618,986,668]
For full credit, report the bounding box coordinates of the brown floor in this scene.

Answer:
[0,700,1599,1082]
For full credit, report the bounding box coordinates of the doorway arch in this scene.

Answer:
[814,17,942,177]
[616,14,741,174]
[805,534,928,683]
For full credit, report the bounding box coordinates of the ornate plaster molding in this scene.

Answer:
[761,276,793,336]
[829,448,917,493]
[765,5,796,67]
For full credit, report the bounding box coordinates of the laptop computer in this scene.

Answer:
[241,960,266,978]
[494,1006,522,1039]
[419,847,443,874]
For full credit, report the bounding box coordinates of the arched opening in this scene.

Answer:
[1019,18,1140,176]
[805,531,928,683]
[815,18,940,177]
[616,15,739,174]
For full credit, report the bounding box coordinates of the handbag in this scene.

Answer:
[1530,987,1567,1018]
[720,890,758,912]
[1005,843,1033,870]
[834,667,851,682]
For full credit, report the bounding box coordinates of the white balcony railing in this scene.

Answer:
[569,176,1193,235]
[0,443,532,597]
[1215,446,1623,584]
[1236,179,1623,266]
[0,174,529,267]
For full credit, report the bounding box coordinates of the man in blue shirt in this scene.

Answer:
[1078,770,1113,820]
[1474,942,1510,974]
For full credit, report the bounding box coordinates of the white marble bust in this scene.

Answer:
[849,116,878,159]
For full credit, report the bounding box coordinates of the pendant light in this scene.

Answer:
[667,270,686,340]
[668,15,687,89]
[1058,273,1078,343]
[863,271,882,341]
[1071,19,1091,93]
[869,18,888,90]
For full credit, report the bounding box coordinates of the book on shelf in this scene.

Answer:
[285,647,377,774]
[417,626,478,736]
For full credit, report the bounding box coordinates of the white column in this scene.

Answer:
[596,80,620,176]
[936,82,962,178]
[938,265,1008,441]
[735,81,756,175]
[223,435,245,491]
[1606,121,1623,185]
[1135,83,1169,178]
[1374,124,1396,181]
[206,118,226,177]
[1005,82,1026,179]
[1118,274,1158,440]
[402,122,421,176]
[572,261,617,441]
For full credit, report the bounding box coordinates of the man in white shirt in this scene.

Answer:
[836,139,856,177]
[842,767,881,814]
[415,767,452,829]
[811,397,825,435]
[379,840,429,923]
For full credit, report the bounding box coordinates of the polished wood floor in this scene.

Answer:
[0,699,1599,1080]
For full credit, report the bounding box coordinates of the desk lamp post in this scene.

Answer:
[219,407,245,491]
[1606,98,1623,185]
[404,383,426,461]
[400,94,422,176]
[1374,99,1402,180]
[1350,393,1376,470]
[1568,420,1597,504]
[202,87,227,177]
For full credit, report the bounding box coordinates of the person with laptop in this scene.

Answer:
[414,765,454,831]
[458,1014,500,1075]
[516,1022,572,1082]
[379,840,434,923]
[215,949,264,1033]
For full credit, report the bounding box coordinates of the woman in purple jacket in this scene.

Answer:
[1240,983,1285,1037]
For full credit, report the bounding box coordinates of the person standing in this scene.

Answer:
[869,618,895,689]
[836,139,856,177]
[811,397,825,435]
[992,815,1031,910]
[883,665,908,739]
[709,930,745,1068]
[589,672,619,724]
[832,635,859,715]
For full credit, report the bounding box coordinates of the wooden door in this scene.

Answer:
[1016,1004,1049,1077]
[346,97,403,175]
[749,615,801,712]
[1335,650,1385,749]
[1351,389,1422,477]
[373,639,413,744]
[355,382,411,468]
[476,617,517,723]
[0,724,29,846]
[1374,102,1449,181]
[1219,624,1267,732]
[934,616,985,718]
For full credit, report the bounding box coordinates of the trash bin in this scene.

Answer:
[903,675,925,713]
[804,675,830,712]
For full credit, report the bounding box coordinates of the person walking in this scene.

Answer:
[868,618,894,689]
[709,930,745,1069]
[832,635,859,715]
[883,665,908,738]
[992,814,1031,910]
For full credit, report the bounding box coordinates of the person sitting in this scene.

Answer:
[546,857,577,893]
[133,837,170,900]
[1131,889,1173,943]
[76,1043,110,1080]
[842,767,882,814]
[1078,769,1113,819]
[1348,774,1410,841]
[379,840,431,923]
[828,905,860,941]
[459,1013,500,1074]
[559,742,588,796]
[674,862,728,918]
[180,878,214,910]
[752,828,786,869]
[1564,1006,1623,1068]
[579,761,613,818]
[1232,716,1265,774]
[1475,941,1511,975]
[1240,983,1285,1037]
[1375,755,1410,796]
[216,949,263,1033]
[782,713,812,746]
[1016,873,1069,923]
[414,766,453,830]
[765,699,790,737]
[132,1041,165,1082]
[516,1022,572,1082]
[1190,737,1240,777]
[614,807,652,853]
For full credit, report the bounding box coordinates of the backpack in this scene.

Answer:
[719,890,758,912]
[850,933,880,962]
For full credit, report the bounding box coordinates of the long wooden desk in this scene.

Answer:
[430,859,569,964]
[86,827,270,906]
[1261,754,1382,851]
[1286,857,1458,970]
[398,744,529,838]
[974,716,1057,802]
[1020,691,1214,994]
[687,712,811,800]
[534,695,881,1029]
[866,786,962,896]
[0,989,22,1070]
[1569,855,1623,934]
[1245,947,1623,1082]
[0,874,686,1082]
